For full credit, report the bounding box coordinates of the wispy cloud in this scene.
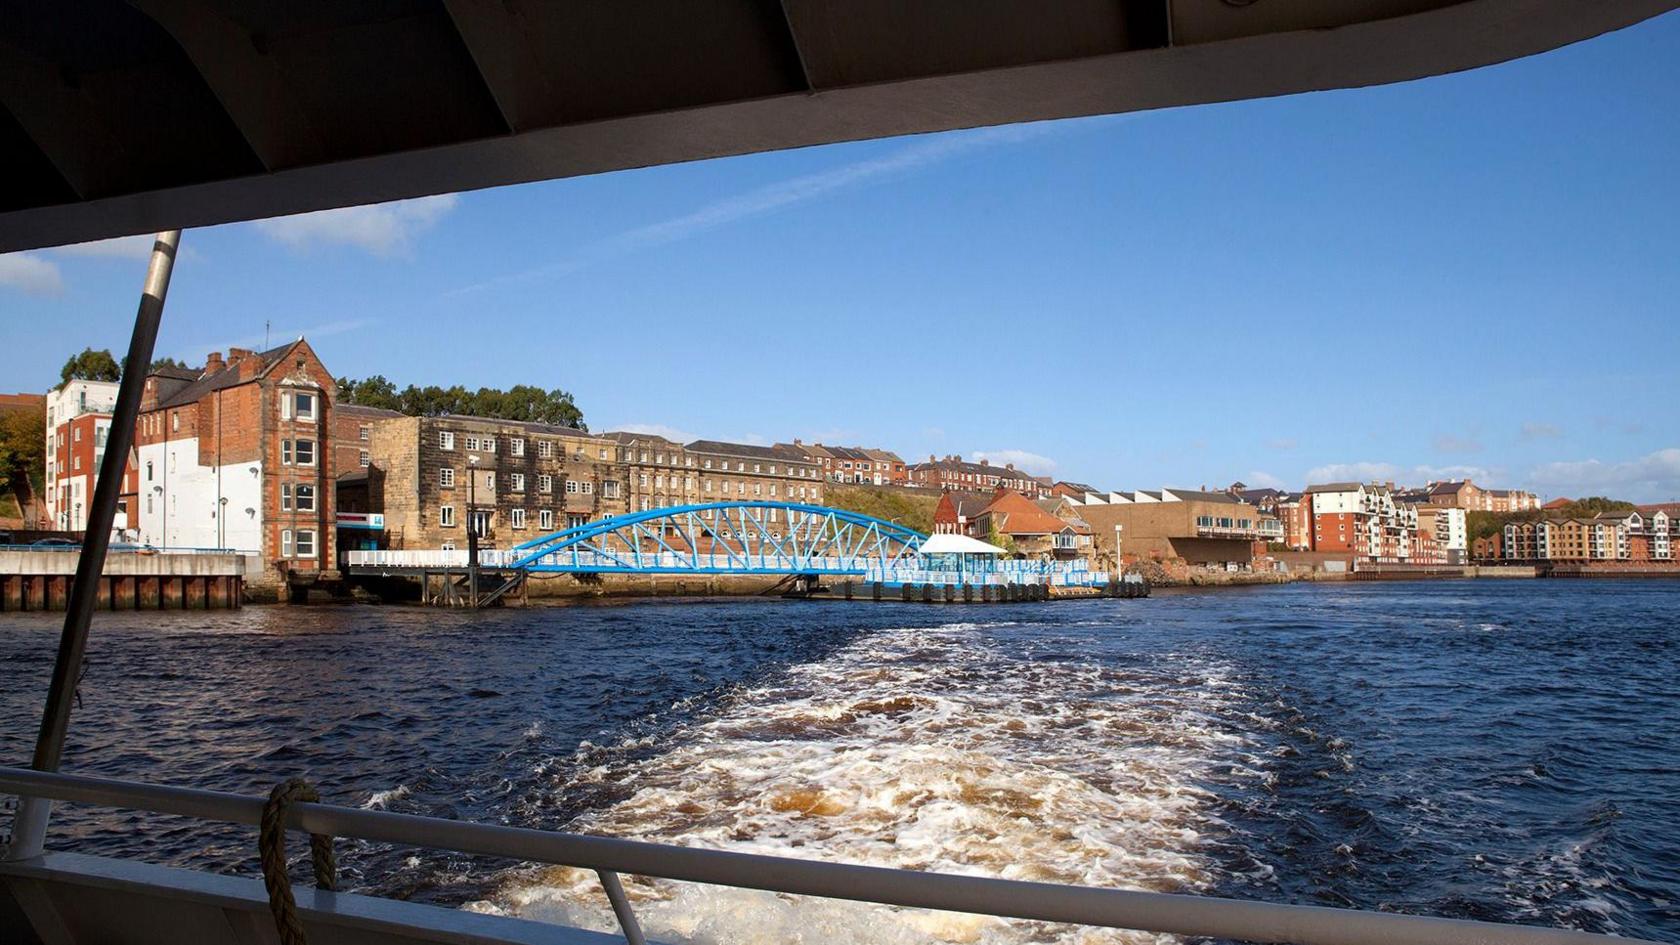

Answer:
[973,449,1058,475]
[1526,448,1680,503]
[0,253,64,296]
[1432,432,1484,454]
[254,194,459,257]
[1305,461,1494,485]
[1245,471,1286,489]
[450,121,1076,296]
[170,319,374,363]
[1520,422,1563,441]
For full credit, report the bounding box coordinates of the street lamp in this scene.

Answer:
[467,455,480,606]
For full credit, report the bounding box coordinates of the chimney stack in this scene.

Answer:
[204,351,225,374]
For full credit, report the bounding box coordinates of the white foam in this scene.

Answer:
[484,621,1253,943]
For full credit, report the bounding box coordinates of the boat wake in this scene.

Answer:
[469,620,1256,943]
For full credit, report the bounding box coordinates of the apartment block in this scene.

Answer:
[1303,482,1420,564]
[44,379,120,531]
[1415,505,1468,564]
[1425,479,1541,512]
[369,415,622,551]
[783,441,906,486]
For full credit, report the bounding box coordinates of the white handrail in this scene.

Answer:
[0,767,1647,945]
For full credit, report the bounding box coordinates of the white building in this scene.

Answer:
[44,380,120,532]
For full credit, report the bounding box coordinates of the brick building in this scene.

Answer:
[966,490,1092,558]
[783,441,905,486]
[1065,489,1280,569]
[1425,479,1540,512]
[368,415,622,551]
[134,342,339,585]
[909,455,1049,497]
[1303,482,1420,564]
[930,491,993,537]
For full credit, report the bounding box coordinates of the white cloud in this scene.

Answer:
[1305,461,1494,485]
[1432,433,1484,454]
[1525,448,1680,503]
[1245,471,1286,489]
[606,423,698,443]
[1520,422,1562,441]
[972,449,1058,475]
[254,194,459,257]
[450,120,1081,296]
[0,253,64,295]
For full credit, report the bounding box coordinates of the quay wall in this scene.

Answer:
[0,551,245,611]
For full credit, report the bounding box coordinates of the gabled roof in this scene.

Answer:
[336,403,404,420]
[687,439,808,463]
[937,491,994,519]
[148,364,201,382]
[1163,488,1241,504]
[980,490,1082,536]
[1428,480,1470,495]
[438,413,590,437]
[1304,482,1361,494]
[153,341,300,409]
[604,430,680,446]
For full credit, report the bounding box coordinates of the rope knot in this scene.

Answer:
[259,778,336,945]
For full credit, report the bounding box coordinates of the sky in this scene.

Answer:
[3,12,1678,503]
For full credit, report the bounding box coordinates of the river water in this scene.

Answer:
[1,581,1676,942]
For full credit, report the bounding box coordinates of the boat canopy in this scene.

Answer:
[920,533,1007,556]
[3,0,1675,252]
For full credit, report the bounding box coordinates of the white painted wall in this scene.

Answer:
[1307,488,1362,514]
[137,438,264,553]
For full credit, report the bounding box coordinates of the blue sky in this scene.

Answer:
[4,12,1678,502]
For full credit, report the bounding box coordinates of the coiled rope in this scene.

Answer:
[259,778,336,945]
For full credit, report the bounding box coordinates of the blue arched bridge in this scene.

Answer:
[344,501,1108,591]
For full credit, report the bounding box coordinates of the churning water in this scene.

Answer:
[2,581,1676,942]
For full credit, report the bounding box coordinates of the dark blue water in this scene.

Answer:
[1,581,1675,942]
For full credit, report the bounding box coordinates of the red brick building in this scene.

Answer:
[135,340,340,588]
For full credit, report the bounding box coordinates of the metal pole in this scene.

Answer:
[596,869,648,945]
[6,231,181,861]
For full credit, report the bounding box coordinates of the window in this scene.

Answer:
[293,392,316,420]
[568,513,588,529]
[440,467,455,488]
[172,413,179,431]
[73,456,81,471]
[484,437,496,453]
[295,439,316,466]
[360,425,370,442]
[602,480,620,498]
[281,483,293,511]
[538,440,554,458]
[439,505,456,527]
[281,529,292,556]
[282,440,293,464]
[294,530,316,557]
[441,541,455,552]
[510,473,525,492]
[638,473,649,488]
[295,485,316,512]
[581,482,593,494]
[464,436,480,451]
[540,474,553,493]
[73,427,81,442]
[511,508,526,529]
[484,471,496,491]
[146,461,153,482]
[511,438,525,457]
[360,450,370,467]
[440,431,455,451]
[540,509,554,530]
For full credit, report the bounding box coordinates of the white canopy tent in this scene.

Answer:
[918,533,1007,556]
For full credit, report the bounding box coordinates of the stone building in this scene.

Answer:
[684,440,825,509]
[366,415,622,551]
[605,432,702,513]
[133,341,339,587]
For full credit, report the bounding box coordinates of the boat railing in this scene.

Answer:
[0,765,1648,945]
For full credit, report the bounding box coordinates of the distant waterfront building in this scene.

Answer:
[684,440,825,511]
[1274,492,1311,551]
[44,379,121,531]
[1065,488,1280,570]
[930,491,993,537]
[1415,505,1468,565]
[909,455,1049,498]
[1425,479,1540,513]
[1051,481,1102,500]
[967,490,1092,558]
[134,342,339,585]
[605,431,700,515]
[1303,482,1419,565]
[369,415,620,552]
[782,440,905,486]
[1498,510,1675,563]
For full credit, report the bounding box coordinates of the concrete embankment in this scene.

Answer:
[0,550,246,611]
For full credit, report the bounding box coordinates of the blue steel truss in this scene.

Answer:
[504,502,926,575]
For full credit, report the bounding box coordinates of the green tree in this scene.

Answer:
[338,376,586,429]
[0,403,46,501]
[59,348,122,387]
[985,520,1018,555]
[150,356,193,375]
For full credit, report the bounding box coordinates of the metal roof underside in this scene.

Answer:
[2,0,1675,252]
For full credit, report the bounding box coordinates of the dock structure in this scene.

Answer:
[0,547,245,611]
[346,501,1132,606]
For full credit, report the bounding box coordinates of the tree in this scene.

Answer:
[985,520,1018,555]
[0,403,46,501]
[59,348,122,387]
[337,375,587,430]
[150,356,193,375]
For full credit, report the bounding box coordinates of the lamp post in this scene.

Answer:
[1113,523,1124,578]
[467,455,480,607]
